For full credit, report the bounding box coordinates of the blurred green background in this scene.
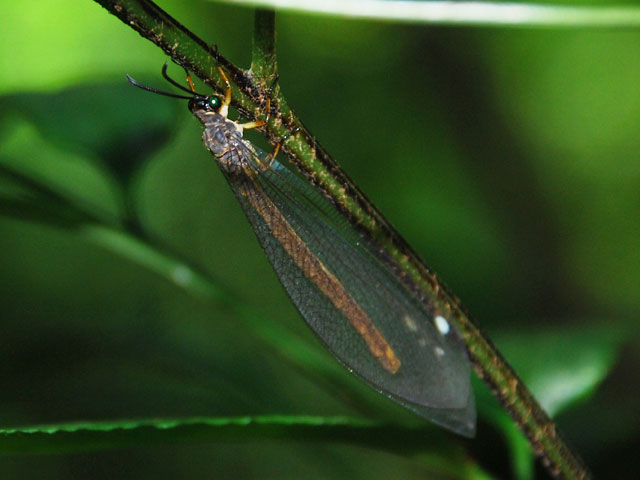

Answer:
[1,1,639,478]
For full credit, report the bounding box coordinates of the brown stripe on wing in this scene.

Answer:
[236,177,401,374]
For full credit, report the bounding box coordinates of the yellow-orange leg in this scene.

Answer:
[239,96,271,130]
[216,65,269,129]
[185,73,197,95]
[209,65,295,167]
[216,66,232,111]
[258,127,301,170]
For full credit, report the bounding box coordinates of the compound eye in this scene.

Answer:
[208,96,221,110]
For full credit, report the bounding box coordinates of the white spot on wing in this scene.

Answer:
[434,346,445,357]
[434,315,450,335]
[403,314,418,332]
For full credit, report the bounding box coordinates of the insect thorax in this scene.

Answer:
[196,111,254,175]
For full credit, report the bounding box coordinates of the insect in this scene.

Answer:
[126,62,476,437]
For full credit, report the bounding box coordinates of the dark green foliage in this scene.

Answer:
[1,1,638,479]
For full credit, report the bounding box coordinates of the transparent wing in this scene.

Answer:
[220,147,475,437]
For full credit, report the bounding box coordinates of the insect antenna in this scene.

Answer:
[161,62,202,95]
[125,73,194,100]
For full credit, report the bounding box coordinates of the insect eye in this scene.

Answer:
[208,96,221,110]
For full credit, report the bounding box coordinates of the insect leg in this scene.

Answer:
[239,73,279,130]
[239,96,270,130]
[217,67,232,110]
[258,127,301,170]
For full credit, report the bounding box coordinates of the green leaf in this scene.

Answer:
[496,323,622,417]
[1,85,179,182]
[0,414,497,477]
[475,322,624,479]
[0,119,124,223]
[0,416,467,461]
[476,322,624,432]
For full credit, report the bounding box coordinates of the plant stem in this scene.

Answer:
[94,1,592,478]
[215,0,640,28]
[251,9,277,81]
